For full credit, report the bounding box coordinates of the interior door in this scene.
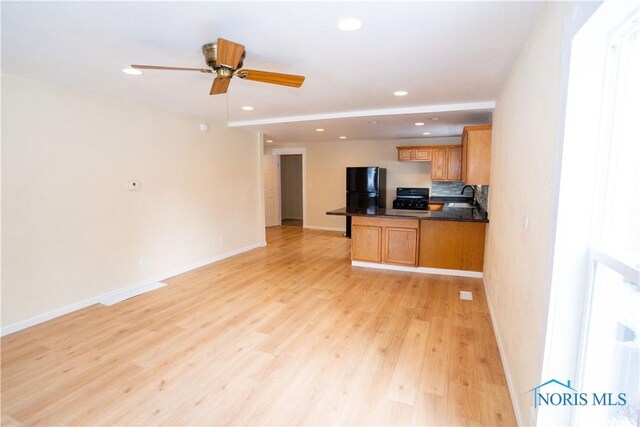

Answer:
[263,155,280,227]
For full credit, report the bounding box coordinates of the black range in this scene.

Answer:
[392,187,430,210]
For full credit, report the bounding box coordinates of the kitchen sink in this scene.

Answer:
[446,202,476,208]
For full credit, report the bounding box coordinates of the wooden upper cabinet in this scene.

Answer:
[415,148,432,161]
[431,148,447,180]
[397,146,432,161]
[397,148,415,161]
[397,144,462,181]
[461,125,492,185]
[430,145,462,181]
[446,146,462,181]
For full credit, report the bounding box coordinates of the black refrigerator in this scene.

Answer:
[345,167,386,238]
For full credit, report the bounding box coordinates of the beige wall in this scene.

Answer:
[1,73,263,328]
[267,137,459,230]
[280,155,303,220]
[484,3,596,424]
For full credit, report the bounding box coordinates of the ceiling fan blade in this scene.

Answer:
[131,64,212,73]
[236,69,305,88]
[216,38,245,69]
[210,77,230,95]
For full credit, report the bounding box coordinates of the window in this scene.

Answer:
[575,10,640,427]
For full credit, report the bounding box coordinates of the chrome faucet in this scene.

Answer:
[461,185,476,205]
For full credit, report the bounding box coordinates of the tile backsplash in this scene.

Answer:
[431,181,490,212]
[431,181,466,196]
[476,185,489,211]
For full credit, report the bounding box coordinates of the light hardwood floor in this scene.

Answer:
[1,227,516,426]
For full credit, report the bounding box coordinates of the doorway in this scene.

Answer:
[280,154,303,227]
[263,147,307,229]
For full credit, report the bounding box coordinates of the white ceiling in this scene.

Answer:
[1,1,544,143]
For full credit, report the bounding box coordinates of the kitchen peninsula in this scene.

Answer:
[327,205,488,276]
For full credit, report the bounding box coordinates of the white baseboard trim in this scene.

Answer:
[99,281,166,306]
[483,276,523,427]
[1,242,263,337]
[351,261,483,278]
[304,225,345,232]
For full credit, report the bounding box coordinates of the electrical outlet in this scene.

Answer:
[218,237,223,245]
[521,215,529,229]
[128,181,140,191]
[139,256,146,267]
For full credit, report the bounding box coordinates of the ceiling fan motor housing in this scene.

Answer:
[202,43,218,68]
[202,42,245,71]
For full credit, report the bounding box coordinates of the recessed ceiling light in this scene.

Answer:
[339,136,347,139]
[422,132,431,136]
[368,120,379,124]
[316,128,325,132]
[122,68,142,75]
[337,18,362,31]
[393,91,408,97]
[241,106,254,111]
[430,117,441,121]
[414,122,425,126]
[266,139,273,143]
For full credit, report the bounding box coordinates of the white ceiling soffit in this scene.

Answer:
[235,102,494,143]
[1,2,543,141]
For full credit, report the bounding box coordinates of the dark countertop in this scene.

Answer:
[326,205,489,223]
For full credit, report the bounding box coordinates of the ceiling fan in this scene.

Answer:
[131,38,305,95]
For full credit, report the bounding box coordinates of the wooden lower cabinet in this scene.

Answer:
[351,225,382,262]
[419,220,486,271]
[384,227,418,266]
[351,216,419,266]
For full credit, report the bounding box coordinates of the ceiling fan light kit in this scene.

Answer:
[131,38,305,96]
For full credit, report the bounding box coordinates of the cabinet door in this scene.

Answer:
[383,227,418,266]
[447,147,462,181]
[398,148,415,161]
[461,131,469,183]
[415,148,432,161]
[431,148,447,180]
[351,225,382,262]
[464,128,492,185]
